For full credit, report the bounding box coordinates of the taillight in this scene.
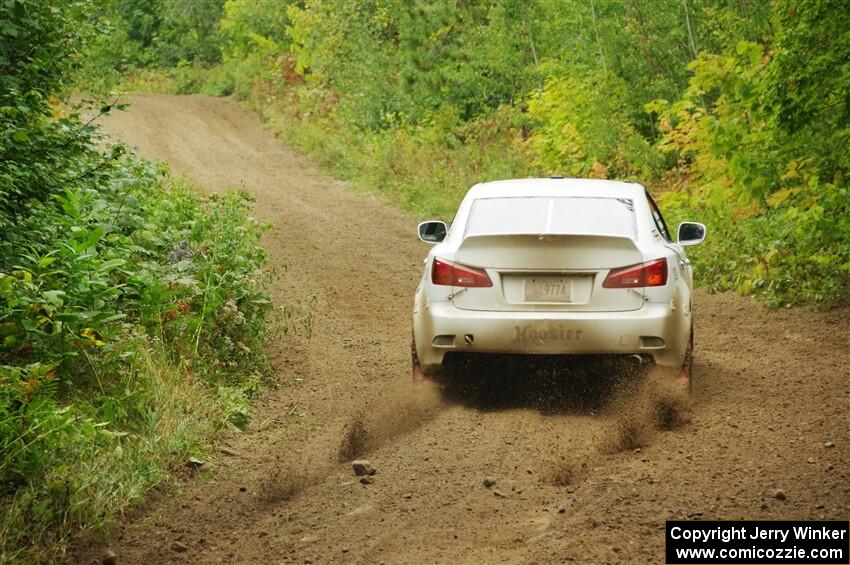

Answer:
[431,258,492,287]
[602,258,668,288]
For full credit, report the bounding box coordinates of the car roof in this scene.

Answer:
[468,178,645,199]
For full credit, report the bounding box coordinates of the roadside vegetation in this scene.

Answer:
[1,1,271,560]
[2,0,847,557]
[84,0,849,307]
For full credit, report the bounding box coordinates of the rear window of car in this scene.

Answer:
[465,197,636,238]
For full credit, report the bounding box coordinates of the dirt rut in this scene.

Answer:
[71,94,849,564]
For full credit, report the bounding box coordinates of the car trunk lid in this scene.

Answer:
[451,195,646,312]
[451,233,645,312]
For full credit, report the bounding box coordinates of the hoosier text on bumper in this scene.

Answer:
[511,325,583,344]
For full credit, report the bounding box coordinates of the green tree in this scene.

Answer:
[0,0,102,214]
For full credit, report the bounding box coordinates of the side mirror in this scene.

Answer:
[418,220,447,244]
[677,222,706,246]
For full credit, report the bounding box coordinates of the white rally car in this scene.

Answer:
[411,178,705,385]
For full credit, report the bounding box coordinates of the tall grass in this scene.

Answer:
[1,342,218,562]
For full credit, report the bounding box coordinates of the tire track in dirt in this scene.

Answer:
[70,94,849,565]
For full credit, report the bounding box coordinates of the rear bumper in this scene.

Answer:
[414,301,684,373]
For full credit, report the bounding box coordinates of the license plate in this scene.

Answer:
[523,278,572,302]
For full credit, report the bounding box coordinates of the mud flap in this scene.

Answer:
[411,338,425,382]
[676,329,694,390]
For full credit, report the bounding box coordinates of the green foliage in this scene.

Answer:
[92,0,850,306]
[78,0,226,91]
[284,0,549,130]
[653,0,850,304]
[0,0,105,210]
[0,0,274,559]
[0,0,93,109]
[220,0,290,59]
[0,339,232,562]
[152,0,225,66]
[283,0,850,305]
[769,0,850,178]
[527,72,664,180]
[1,156,270,381]
[0,168,272,558]
[662,184,850,306]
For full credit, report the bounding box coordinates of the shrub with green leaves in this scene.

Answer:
[0,173,271,559]
[526,72,664,180]
[653,4,850,305]
[0,0,273,560]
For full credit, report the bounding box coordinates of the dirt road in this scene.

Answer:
[73,94,849,564]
